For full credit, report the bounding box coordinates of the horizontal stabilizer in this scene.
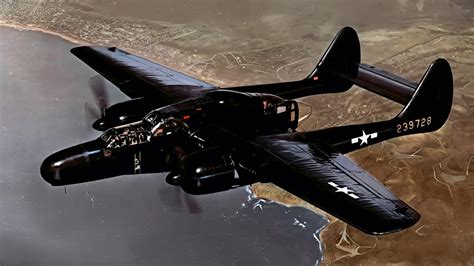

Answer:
[309,27,451,106]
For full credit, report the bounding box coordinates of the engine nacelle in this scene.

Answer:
[94,97,157,131]
[176,147,237,195]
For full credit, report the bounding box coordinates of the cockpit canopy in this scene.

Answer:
[100,122,151,150]
[151,117,189,137]
[143,105,178,125]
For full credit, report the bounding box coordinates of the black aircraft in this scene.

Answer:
[41,27,453,235]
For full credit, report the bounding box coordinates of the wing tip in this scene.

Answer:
[70,46,122,57]
[70,46,99,59]
[70,46,86,56]
[357,209,421,235]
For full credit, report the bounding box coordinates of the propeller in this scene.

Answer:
[182,188,202,214]
[158,182,202,214]
[159,147,202,214]
[84,102,100,121]
[83,75,110,129]
[88,75,109,117]
[296,100,313,124]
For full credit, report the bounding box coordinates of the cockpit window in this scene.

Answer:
[100,128,117,142]
[277,105,287,114]
[143,105,179,125]
[151,117,189,137]
[143,109,166,125]
[101,124,151,150]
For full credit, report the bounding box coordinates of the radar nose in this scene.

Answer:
[40,153,62,185]
[40,140,103,186]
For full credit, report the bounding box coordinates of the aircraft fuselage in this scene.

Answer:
[41,89,299,193]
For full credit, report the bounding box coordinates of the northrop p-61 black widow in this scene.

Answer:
[41,27,453,235]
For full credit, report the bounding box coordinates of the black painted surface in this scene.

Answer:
[40,27,453,236]
[0,26,328,265]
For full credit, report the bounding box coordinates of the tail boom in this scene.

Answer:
[279,58,453,154]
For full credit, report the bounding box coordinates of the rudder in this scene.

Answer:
[307,27,361,92]
[395,59,453,134]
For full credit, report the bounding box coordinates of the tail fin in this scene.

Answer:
[307,26,361,93]
[395,59,453,132]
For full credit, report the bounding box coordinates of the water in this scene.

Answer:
[0,26,328,265]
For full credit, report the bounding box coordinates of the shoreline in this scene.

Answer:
[0,21,87,45]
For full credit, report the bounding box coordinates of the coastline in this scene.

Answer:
[0,21,86,44]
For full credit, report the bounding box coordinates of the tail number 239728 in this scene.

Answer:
[397,117,432,134]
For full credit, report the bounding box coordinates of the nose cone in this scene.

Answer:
[40,140,103,186]
[40,151,67,185]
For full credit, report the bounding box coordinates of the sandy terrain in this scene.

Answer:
[253,24,474,264]
[1,0,473,264]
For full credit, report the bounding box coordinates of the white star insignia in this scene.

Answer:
[359,130,370,145]
[351,130,378,145]
[335,186,354,194]
[328,182,360,199]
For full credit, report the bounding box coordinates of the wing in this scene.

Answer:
[71,46,216,102]
[254,136,420,235]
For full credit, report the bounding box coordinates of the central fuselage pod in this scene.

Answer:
[41,90,299,188]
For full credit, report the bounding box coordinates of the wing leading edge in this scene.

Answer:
[254,136,420,235]
[71,46,216,101]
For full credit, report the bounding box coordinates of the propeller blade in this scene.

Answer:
[84,102,100,121]
[83,102,102,129]
[183,193,202,214]
[296,100,313,124]
[158,184,184,212]
[88,75,109,116]
[175,185,184,210]
[158,183,202,214]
